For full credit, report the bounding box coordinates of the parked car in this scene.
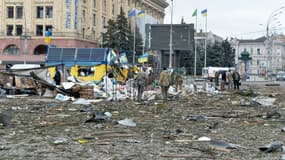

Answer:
[276,71,285,81]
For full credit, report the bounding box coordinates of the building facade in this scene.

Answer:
[0,0,168,67]
[195,31,223,47]
[230,36,285,76]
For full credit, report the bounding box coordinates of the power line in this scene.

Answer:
[228,27,285,38]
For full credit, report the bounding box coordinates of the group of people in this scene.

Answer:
[215,69,241,91]
[135,67,183,103]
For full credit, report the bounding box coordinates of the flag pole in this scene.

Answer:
[142,12,145,55]
[194,12,197,77]
[204,14,207,68]
[142,0,146,55]
[133,15,136,66]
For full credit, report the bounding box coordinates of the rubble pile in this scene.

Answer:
[0,66,285,159]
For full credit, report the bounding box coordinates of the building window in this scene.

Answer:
[93,14,96,26]
[93,0,96,8]
[7,6,14,19]
[45,25,53,36]
[36,25,43,36]
[16,6,23,19]
[82,28,85,38]
[82,10,86,23]
[3,44,20,55]
[34,45,48,55]
[6,25,14,36]
[92,30,95,40]
[112,4,115,15]
[277,48,281,56]
[257,60,259,65]
[103,0,107,12]
[37,6,44,18]
[16,25,23,36]
[46,6,53,18]
[257,48,261,55]
[102,16,106,30]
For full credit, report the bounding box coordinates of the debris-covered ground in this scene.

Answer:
[0,81,285,160]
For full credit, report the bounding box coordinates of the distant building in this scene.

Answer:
[0,0,168,68]
[195,30,223,47]
[230,36,285,75]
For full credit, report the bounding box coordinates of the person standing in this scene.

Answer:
[135,67,148,102]
[174,72,183,92]
[226,70,233,90]
[214,71,220,86]
[220,71,227,91]
[232,70,241,90]
[53,67,61,86]
[159,68,170,102]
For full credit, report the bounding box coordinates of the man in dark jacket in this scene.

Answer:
[221,71,227,91]
[232,70,241,90]
[53,67,61,85]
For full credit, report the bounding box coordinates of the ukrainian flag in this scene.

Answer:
[137,10,145,18]
[138,53,148,63]
[201,9,207,17]
[128,9,136,17]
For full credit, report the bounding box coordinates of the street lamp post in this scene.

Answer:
[169,0,173,69]
[20,33,31,64]
[20,6,31,64]
[266,6,284,80]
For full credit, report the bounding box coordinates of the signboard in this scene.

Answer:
[145,24,195,51]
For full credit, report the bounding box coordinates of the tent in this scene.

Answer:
[46,48,128,83]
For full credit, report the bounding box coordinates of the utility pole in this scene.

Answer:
[265,6,284,80]
[20,6,31,64]
[169,0,173,69]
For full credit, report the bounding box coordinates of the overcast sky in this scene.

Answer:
[164,0,285,39]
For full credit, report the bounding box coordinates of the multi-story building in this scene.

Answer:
[230,36,285,75]
[195,30,223,47]
[0,0,168,68]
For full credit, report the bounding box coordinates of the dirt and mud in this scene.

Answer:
[0,81,284,160]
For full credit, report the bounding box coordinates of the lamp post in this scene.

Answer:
[169,0,173,69]
[266,6,284,80]
[20,5,31,64]
[20,33,31,64]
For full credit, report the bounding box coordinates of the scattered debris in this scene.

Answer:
[52,137,68,145]
[0,108,14,126]
[259,141,283,153]
[117,118,136,127]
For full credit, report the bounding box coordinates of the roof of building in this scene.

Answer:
[239,36,266,43]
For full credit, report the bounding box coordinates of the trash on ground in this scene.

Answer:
[255,97,276,107]
[259,141,283,153]
[85,111,110,123]
[53,137,68,145]
[73,98,91,105]
[117,118,136,127]
[209,140,238,150]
